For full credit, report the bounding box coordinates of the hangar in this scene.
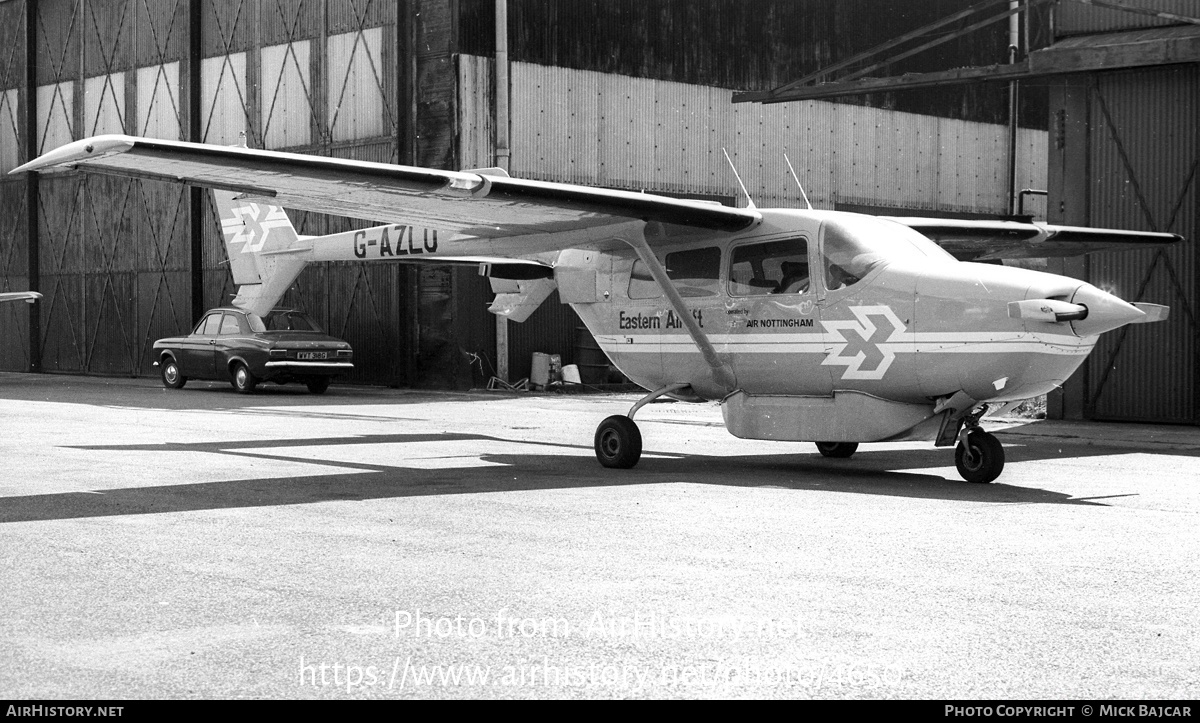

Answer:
[0,0,1192,425]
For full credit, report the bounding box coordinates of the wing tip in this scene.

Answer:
[10,134,136,175]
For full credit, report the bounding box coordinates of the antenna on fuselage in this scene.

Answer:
[784,153,813,210]
[722,148,756,210]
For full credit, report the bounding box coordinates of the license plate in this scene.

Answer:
[297,351,328,360]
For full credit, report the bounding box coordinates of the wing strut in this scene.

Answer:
[616,225,736,392]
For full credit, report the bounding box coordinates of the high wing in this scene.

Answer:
[12,135,760,248]
[0,292,42,304]
[888,217,1183,261]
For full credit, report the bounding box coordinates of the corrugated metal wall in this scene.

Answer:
[0,0,31,371]
[462,56,1047,217]
[1081,66,1197,423]
[1056,0,1196,36]
[29,0,194,377]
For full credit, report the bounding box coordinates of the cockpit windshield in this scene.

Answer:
[821,215,957,270]
[820,214,956,291]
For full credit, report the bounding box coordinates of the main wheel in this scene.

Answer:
[816,441,858,458]
[306,377,331,395]
[594,415,642,469]
[231,362,258,394]
[955,430,1005,483]
[160,357,187,389]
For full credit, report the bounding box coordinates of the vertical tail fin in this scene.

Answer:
[214,191,309,317]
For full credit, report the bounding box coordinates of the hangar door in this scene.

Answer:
[1083,66,1197,423]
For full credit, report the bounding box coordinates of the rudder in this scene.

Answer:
[213,190,309,317]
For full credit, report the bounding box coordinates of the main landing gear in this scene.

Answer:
[954,409,1005,483]
[815,442,858,458]
[594,383,691,469]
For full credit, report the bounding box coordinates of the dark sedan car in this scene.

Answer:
[153,308,353,394]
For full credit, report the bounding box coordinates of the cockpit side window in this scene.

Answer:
[728,238,810,296]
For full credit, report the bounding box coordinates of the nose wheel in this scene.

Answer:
[955,428,1005,483]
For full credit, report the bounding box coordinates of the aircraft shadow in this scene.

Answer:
[0,430,1146,524]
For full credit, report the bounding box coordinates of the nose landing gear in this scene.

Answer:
[954,409,1005,483]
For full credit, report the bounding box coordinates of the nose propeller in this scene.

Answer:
[1011,285,1169,337]
[1069,285,1156,336]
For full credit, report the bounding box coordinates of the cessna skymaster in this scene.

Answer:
[13,135,1180,483]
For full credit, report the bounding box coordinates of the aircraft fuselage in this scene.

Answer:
[562,209,1130,444]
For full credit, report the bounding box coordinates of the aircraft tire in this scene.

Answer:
[955,430,1004,483]
[231,362,258,394]
[594,415,642,469]
[160,357,187,389]
[816,442,858,458]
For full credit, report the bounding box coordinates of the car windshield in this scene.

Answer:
[249,311,324,332]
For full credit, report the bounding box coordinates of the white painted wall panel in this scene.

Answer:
[261,41,312,149]
[327,28,383,142]
[0,89,19,174]
[136,63,181,141]
[36,82,73,154]
[201,53,247,145]
[83,73,125,137]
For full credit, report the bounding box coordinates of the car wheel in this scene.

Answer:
[306,377,331,395]
[231,362,258,394]
[160,358,187,389]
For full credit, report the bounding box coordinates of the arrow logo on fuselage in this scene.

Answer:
[820,305,907,380]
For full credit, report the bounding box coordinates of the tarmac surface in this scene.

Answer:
[1,371,1198,699]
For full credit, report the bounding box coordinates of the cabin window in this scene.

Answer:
[628,260,660,299]
[628,246,722,299]
[664,247,721,297]
[728,238,810,296]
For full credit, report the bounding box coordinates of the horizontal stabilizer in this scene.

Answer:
[488,277,557,323]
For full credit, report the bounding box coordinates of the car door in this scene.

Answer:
[180,313,222,379]
[212,312,245,377]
